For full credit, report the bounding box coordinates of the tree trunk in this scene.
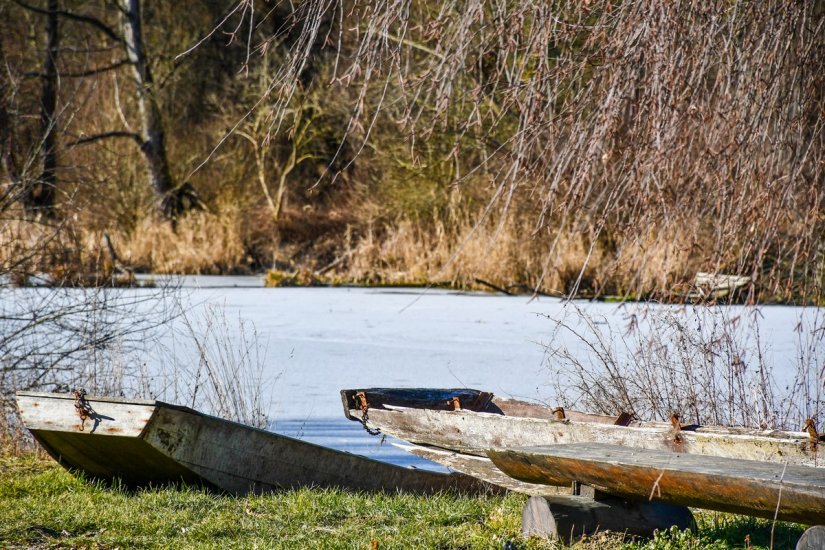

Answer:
[28,0,59,214]
[0,37,21,206]
[119,0,197,222]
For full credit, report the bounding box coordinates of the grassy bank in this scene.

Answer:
[0,454,806,549]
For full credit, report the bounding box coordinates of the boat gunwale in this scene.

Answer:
[376,404,813,444]
[343,385,813,442]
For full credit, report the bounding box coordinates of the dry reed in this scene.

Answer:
[252,0,825,302]
[149,301,274,429]
[546,304,824,431]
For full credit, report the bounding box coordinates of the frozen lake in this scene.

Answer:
[136,275,821,468]
[5,275,818,468]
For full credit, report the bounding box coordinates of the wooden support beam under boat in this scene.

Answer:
[521,493,694,543]
[797,526,825,550]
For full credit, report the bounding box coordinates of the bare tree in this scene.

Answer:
[11,0,201,223]
[28,0,59,214]
[117,0,200,221]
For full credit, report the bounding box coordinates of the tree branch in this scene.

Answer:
[67,131,142,148]
[63,59,133,78]
[12,0,123,44]
[25,59,133,79]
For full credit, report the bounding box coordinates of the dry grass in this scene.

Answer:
[119,207,248,274]
[310,209,706,298]
[150,301,275,429]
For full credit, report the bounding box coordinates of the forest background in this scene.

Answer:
[1,0,824,303]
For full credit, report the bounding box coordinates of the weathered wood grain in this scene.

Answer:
[521,494,694,542]
[488,443,825,525]
[17,391,501,496]
[393,442,568,496]
[16,392,155,437]
[342,394,820,468]
[144,405,503,495]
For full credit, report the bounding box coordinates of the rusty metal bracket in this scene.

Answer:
[670,412,682,444]
[804,419,819,452]
[449,396,461,411]
[73,388,95,431]
[355,391,368,410]
[552,407,566,421]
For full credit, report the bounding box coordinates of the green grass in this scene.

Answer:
[0,454,806,549]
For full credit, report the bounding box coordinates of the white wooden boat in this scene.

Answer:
[341,388,823,493]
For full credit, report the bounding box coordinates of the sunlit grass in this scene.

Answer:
[0,454,805,549]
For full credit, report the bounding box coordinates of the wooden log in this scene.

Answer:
[796,526,825,550]
[521,494,694,543]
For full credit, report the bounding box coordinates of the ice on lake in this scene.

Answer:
[139,276,822,468]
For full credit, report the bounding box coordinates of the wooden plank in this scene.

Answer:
[487,443,825,525]
[521,494,694,542]
[350,405,820,469]
[393,442,568,496]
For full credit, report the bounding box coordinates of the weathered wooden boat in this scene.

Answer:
[487,443,825,525]
[16,390,500,495]
[341,388,823,493]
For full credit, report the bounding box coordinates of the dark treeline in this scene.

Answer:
[1,1,823,303]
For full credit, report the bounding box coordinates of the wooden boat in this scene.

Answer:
[487,443,825,525]
[15,390,500,495]
[341,387,823,492]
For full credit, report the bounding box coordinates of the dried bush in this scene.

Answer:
[149,301,274,429]
[546,304,825,430]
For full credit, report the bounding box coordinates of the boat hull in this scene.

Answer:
[340,387,822,496]
[17,391,500,495]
